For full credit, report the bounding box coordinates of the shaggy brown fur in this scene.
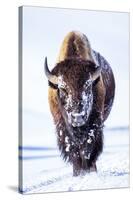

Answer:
[57,31,94,62]
[46,31,115,176]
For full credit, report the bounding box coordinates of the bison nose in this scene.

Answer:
[71,112,85,123]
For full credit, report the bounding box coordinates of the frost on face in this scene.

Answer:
[82,91,93,105]
[82,79,93,102]
[82,89,93,118]
[58,76,66,89]
[82,91,88,103]
[84,79,92,89]
[64,93,73,111]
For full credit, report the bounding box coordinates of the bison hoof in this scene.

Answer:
[73,169,80,176]
[89,163,97,172]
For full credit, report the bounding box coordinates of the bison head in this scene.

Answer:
[44,57,101,127]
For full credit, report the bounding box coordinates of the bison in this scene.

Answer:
[44,31,115,176]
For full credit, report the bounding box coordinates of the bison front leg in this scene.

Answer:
[71,152,82,176]
[86,123,103,172]
[89,162,97,172]
[80,151,97,174]
[73,158,82,176]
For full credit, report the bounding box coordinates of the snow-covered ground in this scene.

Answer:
[20,127,129,194]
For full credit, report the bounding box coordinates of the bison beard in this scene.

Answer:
[56,108,103,176]
[44,31,115,176]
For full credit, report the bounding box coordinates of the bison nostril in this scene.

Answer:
[82,115,85,119]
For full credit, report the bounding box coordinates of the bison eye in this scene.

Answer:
[59,88,68,98]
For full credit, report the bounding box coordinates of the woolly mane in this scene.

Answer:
[57,31,95,63]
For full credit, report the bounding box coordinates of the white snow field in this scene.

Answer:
[20,127,129,194]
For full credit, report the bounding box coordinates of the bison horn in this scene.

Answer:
[44,57,58,85]
[92,67,101,81]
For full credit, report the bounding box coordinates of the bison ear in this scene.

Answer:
[91,66,101,81]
